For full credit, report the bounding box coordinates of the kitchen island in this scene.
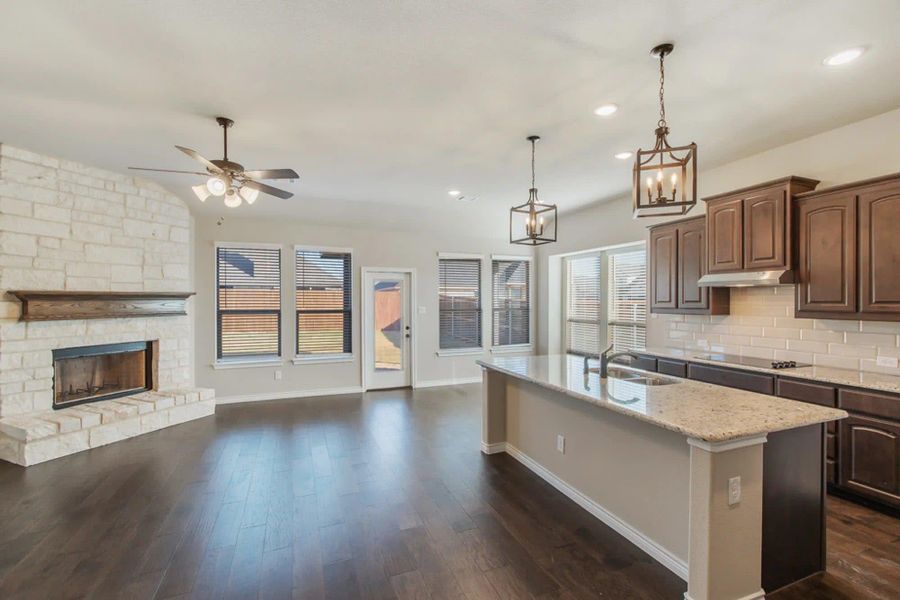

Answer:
[478,354,847,600]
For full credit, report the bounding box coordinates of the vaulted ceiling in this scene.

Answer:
[1,1,898,236]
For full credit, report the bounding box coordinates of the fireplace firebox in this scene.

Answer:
[52,341,155,409]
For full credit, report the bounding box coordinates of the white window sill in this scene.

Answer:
[436,348,484,357]
[292,354,354,365]
[490,344,533,354]
[213,358,283,370]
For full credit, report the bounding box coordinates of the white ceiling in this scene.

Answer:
[1,1,898,237]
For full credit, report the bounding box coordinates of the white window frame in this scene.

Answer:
[292,244,356,365]
[489,254,534,354]
[436,252,486,357]
[606,245,648,353]
[213,241,285,368]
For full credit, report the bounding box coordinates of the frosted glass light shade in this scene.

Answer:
[239,186,259,205]
[192,184,211,202]
[224,193,242,208]
[207,176,228,196]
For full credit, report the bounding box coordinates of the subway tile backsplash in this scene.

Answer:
[655,286,900,374]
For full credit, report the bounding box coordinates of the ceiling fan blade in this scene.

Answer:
[243,179,293,199]
[175,145,222,173]
[241,168,300,180]
[128,167,208,175]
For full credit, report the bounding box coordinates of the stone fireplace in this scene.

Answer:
[0,144,215,466]
[53,341,156,409]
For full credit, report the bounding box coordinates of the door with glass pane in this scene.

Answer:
[364,271,412,389]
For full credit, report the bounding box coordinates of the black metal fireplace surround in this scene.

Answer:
[52,341,153,410]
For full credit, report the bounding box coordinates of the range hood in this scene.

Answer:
[697,270,795,287]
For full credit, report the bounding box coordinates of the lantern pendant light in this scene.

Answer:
[632,43,697,218]
[510,135,557,245]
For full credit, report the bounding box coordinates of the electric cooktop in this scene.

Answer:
[692,353,811,370]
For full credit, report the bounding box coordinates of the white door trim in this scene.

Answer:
[361,267,418,391]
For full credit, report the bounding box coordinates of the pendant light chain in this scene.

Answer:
[658,50,667,129]
[531,138,536,191]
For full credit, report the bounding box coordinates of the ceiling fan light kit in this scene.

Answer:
[129,116,299,208]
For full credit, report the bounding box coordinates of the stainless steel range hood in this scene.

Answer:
[697,269,795,287]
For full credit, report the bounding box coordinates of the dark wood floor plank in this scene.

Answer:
[0,384,892,600]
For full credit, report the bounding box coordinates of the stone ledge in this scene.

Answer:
[0,388,214,466]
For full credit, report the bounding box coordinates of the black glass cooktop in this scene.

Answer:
[692,353,811,370]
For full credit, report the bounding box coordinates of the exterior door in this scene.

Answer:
[364,271,412,390]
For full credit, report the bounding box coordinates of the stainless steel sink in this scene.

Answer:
[605,367,680,386]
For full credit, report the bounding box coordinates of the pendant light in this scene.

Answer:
[632,43,697,218]
[510,135,557,245]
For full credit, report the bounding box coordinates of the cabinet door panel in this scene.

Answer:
[859,182,900,314]
[649,226,677,310]
[744,191,786,270]
[677,219,708,310]
[707,197,743,272]
[796,193,857,314]
[839,414,900,507]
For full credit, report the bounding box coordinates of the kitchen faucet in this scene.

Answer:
[584,344,641,378]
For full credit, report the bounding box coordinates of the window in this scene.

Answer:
[216,246,281,360]
[565,254,602,356]
[439,257,482,350]
[295,248,352,356]
[608,248,647,352]
[492,258,530,346]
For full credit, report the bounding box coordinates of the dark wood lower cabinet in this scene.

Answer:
[839,414,900,508]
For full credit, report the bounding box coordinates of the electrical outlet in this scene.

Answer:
[728,476,741,506]
[556,434,565,454]
[274,370,282,381]
[876,356,899,369]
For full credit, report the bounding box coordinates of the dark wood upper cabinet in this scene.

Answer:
[859,179,900,315]
[707,196,743,273]
[795,191,857,314]
[744,190,786,270]
[704,176,819,274]
[649,225,677,310]
[649,216,728,315]
[795,173,900,321]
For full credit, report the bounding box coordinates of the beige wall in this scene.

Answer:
[195,216,532,401]
[536,107,900,365]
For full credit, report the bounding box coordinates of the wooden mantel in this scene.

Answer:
[9,291,195,321]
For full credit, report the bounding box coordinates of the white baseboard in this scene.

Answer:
[415,376,482,388]
[216,386,363,405]
[502,442,689,582]
[685,591,764,600]
[481,441,507,454]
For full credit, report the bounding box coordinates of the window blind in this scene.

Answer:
[439,258,482,349]
[296,249,352,355]
[565,254,602,356]
[216,246,281,359]
[492,259,530,346]
[608,249,647,352]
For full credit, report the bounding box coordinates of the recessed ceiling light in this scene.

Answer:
[594,104,618,117]
[614,152,633,160]
[823,47,865,66]
[448,190,461,196]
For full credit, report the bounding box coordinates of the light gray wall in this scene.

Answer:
[536,107,900,354]
[194,215,533,401]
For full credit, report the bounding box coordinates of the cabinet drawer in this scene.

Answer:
[657,359,687,378]
[632,355,658,372]
[688,363,775,395]
[776,378,836,407]
[827,420,836,434]
[838,388,900,421]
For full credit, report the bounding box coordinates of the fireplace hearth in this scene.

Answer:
[52,341,156,409]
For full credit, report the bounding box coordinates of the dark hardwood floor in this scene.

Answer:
[0,384,896,599]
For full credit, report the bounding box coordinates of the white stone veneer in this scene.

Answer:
[0,144,213,464]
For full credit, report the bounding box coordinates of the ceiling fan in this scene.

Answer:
[129,116,299,207]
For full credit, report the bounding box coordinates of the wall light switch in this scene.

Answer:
[728,476,741,506]
[557,434,565,454]
[876,356,899,369]
[274,370,282,381]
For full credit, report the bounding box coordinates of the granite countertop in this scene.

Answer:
[639,346,900,395]
[478,354,847,443]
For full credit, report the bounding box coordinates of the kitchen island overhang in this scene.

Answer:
[478,355,847,600]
